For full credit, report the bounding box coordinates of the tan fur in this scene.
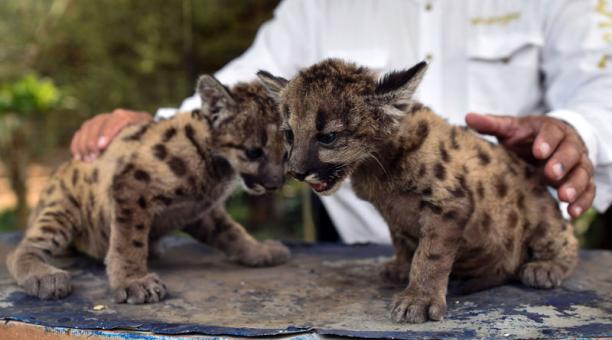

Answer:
[259,59,578,323]
[6,77,290,303]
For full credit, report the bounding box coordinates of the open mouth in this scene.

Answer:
[240,173,267,195]
[305,169,345,194]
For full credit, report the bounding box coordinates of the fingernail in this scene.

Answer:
[540,143,551,157]
[73,155,81,161]
[565,187,576,201]
[552,163,564,178]
[98,136,108,148]
[573,206,583,216]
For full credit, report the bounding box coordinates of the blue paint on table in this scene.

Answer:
[0,232,610,339]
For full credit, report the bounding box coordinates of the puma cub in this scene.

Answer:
[258,59,578,323]
[7,76,290,303]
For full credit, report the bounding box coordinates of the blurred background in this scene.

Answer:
[0,0,609,247]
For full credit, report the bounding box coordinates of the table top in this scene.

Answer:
[0,232,610,339]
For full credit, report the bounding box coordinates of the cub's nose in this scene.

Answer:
[288,171,307,181]
[263,174,285,190]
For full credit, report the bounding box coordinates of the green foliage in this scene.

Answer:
[0,210,17,233]
[0,74,60,117]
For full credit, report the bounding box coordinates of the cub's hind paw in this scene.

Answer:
[380,259,410,284]
[21,270,71,300]
[520,261,564,289]
[390,291,446,323]
[112,273,167,304]
[238,240,290,267]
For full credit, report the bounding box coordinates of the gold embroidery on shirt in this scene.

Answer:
[598,55,610,69]
[597,1,612,44]
[471,12,520,26]
[596,0,612,19]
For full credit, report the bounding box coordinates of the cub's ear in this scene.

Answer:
[373,61,428,112]
[196,75,235,127]
[256,70,288,101]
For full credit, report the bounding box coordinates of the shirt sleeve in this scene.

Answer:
[155,0,318,118]
[541,0,612,211]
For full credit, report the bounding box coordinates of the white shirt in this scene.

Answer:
[160,0,612,244]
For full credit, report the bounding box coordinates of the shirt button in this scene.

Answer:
[425,54,433,62]
[425,2,433,11]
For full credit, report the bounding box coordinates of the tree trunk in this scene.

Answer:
[7,147,29,228]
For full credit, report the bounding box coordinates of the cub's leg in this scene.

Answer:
[105,171,166,304]
[183,206,290,267]
[380,231,417,284]
[391,204,467,323]
[519,216,578,289]
[7,199,78,299]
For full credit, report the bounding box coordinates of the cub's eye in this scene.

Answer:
[245,147,263,160]
[317,132,337,145]
[284,129,294,145]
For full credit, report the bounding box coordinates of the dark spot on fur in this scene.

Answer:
[434,163,446,180]
[91,168,99,183]
[120,163,135,176]
[67,195,81,209]
[522,221,530,231]
[71,169,79,186]
[477,147,491,166]
[443,210,457,220]
[132,240,144,248]
[154,195,173,206]
[449,186,465,198]
[163,127,177,142]
[153,144,167,160]
[45,185,56,195]
[137,196,147,209]
[135,224,145,231]
[427,253,443,261]
[495,176,508,197]
[51,238,60,247]
[421,187,432,196]
[508,211,518,228]
[517,192,525,209]
[124,124,149,141]
[450,127,460,149]
[439,142,450,162]
[40,226,56,234]
[481,213,492,233]
[133,169,151,182]
[418,164,426,177]
[504,238,514,252]
[167,156,187,176]
[477,181,485,199]
[420,200,442,214]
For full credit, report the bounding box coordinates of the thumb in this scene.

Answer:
[465,112,520,140]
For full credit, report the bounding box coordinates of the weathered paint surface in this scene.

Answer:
[0,232,610,339]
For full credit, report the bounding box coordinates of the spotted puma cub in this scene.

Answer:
[7,76,290,303]
[258,59,578,323]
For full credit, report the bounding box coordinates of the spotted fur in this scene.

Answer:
[6,77,290,303]
[259,59,578,323]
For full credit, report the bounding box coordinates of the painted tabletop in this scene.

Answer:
[0,232,610,339]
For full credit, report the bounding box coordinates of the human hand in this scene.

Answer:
[70,109,152,161]
[465,113,595,219]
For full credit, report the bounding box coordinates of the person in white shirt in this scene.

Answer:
[70,0,612,244]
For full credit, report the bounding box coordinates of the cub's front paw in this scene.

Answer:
[380,258,410,284]
[238,240,290,267]
[519,261,563,289]
[21,270,71,300]
[391,291,447,323]
[112,273,167,304]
